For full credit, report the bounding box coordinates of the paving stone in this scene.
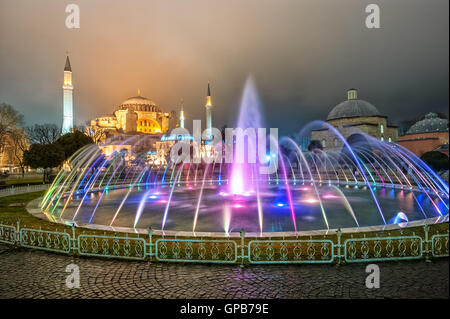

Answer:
[0,243,447,299]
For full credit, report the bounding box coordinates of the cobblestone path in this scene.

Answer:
[0,244,447,299]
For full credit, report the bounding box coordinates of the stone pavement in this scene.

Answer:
[0,244,448,299]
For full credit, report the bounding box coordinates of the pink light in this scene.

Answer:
[230,165,245,195]
[159,199,168,203]
[304,198,319,204]
[232,203,244,208]
[322,194,339,199]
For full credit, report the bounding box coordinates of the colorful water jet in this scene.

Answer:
[40,78,449,235]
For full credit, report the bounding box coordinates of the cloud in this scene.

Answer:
[0,0,448,136]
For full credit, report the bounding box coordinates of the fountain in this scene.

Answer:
[38,78,449,236]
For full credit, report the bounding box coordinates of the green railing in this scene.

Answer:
[0,224,17,245]
[343,235,423,263]
[431,234,449,258]
[77,234,147,260]
[20,228,71,254]
[248,239,334,264]
[155,239,238,263]
[0,222,448,265]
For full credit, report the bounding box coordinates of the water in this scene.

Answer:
[54,182,441,233]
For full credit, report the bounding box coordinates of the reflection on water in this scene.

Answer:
[55,182,441,233]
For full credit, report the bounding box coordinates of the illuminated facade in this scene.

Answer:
[88,90,178,142]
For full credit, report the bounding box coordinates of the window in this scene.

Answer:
[322,139,326,148]
[380,124,384,134]
[380,137,384,141]
[388,137,392,142]
[334,138,338,147]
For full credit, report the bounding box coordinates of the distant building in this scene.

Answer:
[88,91,179,142]
[397,112,449,157]
[311,89,398,149]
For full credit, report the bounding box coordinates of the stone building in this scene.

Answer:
[311,89,398,149]
[397,112,449,157]
[88,91,178,142]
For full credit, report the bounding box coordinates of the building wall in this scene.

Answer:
[312,116,398,150]
[397,131,449,157]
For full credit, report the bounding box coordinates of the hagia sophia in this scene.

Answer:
[87,91,179,138]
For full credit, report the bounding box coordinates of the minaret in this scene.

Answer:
[62,54,73,134]
[179,99,185,129]
[205,82,213,140]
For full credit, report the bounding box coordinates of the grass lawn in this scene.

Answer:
[4,178,44,186]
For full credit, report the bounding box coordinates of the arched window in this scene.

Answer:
[334,138,338,147]
[322,139,326,148]
[380,137,384,141]
[380,124,384,134]
[388,137,392,142]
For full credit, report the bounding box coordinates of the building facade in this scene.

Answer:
[397,112,449,157]
[88,91,179,142]
[312,89,398,149]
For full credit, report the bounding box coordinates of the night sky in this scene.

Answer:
[0,0,448,136]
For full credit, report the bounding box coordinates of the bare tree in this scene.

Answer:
[0,103,24,151]
[84,126,107,144]
[8,128,29,177]
[25,123,61,144]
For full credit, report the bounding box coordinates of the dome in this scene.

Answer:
[118,92,161,113]
[121,96,156,106]
[327,89,381,121]
[407,112,448,134]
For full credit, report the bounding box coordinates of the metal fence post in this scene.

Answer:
[424,224,431,262]
[16,218,20,244]
[71,224,77,255]
[336,228,342,266]
[240,228,245,267]
[148,227,153,262]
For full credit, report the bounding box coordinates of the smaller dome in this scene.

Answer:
[407,112,448,134]
[327,89,381,120]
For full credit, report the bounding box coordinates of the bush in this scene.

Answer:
[420,151,449,171]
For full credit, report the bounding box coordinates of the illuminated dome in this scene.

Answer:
[407,113,448,134]
[327,89,381,121]
[117,92,161,112]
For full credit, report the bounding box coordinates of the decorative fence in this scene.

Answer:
[0,184,49,198]
[0,222,448,265]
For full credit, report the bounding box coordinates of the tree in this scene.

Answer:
[84,125,107,144]
[23,144,65,182]
[420,151,449,172]
[0,103,24,151]
[54,130,94,161]
[8,128,29,177]
[25,123,61,144]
